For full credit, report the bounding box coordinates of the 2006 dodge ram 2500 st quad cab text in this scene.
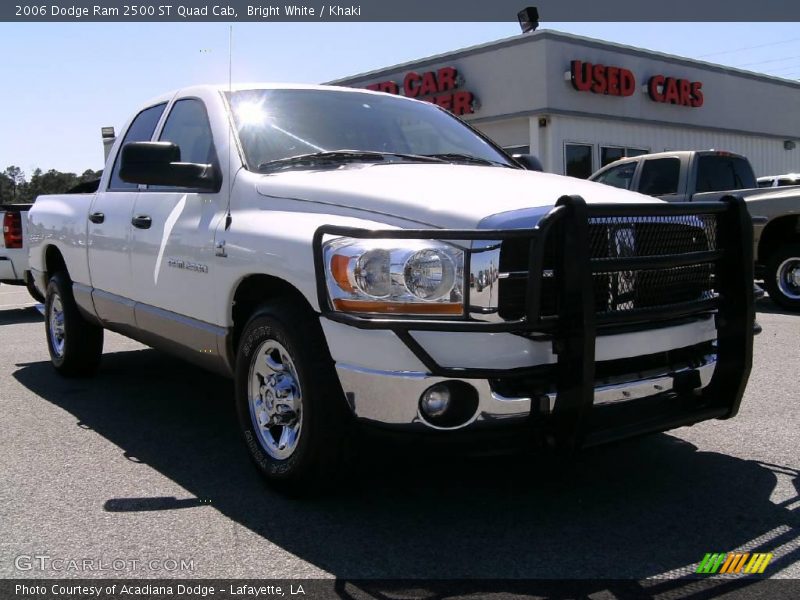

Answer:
[28,85,755,489]
[590,150,800,311]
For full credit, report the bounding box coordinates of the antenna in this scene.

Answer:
[225,24,233,231]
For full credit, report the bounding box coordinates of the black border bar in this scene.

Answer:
[5,0,800,22]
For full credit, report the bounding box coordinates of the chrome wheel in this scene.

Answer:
[48,292,66,358]
[776,257,800,301]
[248,339,303,460]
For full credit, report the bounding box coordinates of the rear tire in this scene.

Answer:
[235,299,351,493]
[45,272,104,376]
[763,244,800,311]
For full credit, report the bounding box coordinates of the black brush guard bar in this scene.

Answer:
[313,195,754,447]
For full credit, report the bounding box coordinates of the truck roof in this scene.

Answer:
[609,150,748,163]
[140,82,413,109]
[596,150,750,174]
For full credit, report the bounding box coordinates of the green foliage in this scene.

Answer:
[0,166,102,204]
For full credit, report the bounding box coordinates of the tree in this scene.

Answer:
[2,166,25,201]
[0,173,13,202]
[1,166,103,203]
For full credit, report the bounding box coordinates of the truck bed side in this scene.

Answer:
[27,193,96,293]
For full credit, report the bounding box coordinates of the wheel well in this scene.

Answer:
[44,245,68,281]
[231,275,315,353]
[757,215,800,264]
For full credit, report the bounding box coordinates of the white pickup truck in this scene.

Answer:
[1,203,44,302]
[28,84,755,490]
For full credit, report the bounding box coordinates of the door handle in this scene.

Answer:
[88,212,105,224]
[132,215,152,229]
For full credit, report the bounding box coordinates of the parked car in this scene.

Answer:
[0,203,43,302]
[757,173,800,188]
[28,85,755,490]
[590,150,800,310]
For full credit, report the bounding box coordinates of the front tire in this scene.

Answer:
[763,244,800,311]
[235,300,350,492]
[45,272,104,376]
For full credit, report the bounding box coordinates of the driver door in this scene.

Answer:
[128,98,228,336]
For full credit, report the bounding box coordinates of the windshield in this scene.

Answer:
[227,88,515,170]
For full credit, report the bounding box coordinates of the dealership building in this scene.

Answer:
[330,30,800,178]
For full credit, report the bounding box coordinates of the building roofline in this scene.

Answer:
[327,28,800,90]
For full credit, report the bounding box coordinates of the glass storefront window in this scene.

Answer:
[600,146,649,167]
[565,143,593,179]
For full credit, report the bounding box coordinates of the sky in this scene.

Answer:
[1,21,799,175]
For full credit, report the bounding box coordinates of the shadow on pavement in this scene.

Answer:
[756,296,799,317]
[13,348,800,585]
[0,305,42,325]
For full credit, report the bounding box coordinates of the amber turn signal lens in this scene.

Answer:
[332,299,463,315]
[330,254,354,293]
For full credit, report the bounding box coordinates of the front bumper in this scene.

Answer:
[315,195,755,449]
[336,353,717,432]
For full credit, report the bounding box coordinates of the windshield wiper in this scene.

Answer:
[256,150,447,172]
[422,153,512,168]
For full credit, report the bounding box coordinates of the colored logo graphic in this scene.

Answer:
[696,552,773,574]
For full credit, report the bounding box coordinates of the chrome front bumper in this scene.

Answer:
[335,355,717,431]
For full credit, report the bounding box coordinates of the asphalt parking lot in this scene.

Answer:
[0,282,798,585]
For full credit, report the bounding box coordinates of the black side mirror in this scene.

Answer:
[513,153,544,172]
[119,142,221,191]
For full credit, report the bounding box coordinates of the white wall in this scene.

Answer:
[474,118,530,149]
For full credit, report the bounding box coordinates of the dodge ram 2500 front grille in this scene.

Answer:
[498,214,719,321]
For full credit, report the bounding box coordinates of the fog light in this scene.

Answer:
[420,384,451,418]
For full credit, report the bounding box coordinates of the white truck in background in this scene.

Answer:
[27,84,755,491]
[0,203,43,302]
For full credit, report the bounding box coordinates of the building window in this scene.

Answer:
[565,143,593,179]
[600,146,649,167]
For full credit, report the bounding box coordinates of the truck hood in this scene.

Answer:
[254,163,660,228]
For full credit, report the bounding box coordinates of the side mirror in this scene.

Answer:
[119,142,221,191]
[513,153,544,172]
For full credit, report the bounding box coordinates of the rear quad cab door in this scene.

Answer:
[88,102,167,326]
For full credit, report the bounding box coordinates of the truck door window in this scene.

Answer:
[638,158,680,196]
[594,162,636,190]
[158,99,218,168]
[108,103,166,190]
[695,155,756,192]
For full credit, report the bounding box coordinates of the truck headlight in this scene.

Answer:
[322,238,465,316]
